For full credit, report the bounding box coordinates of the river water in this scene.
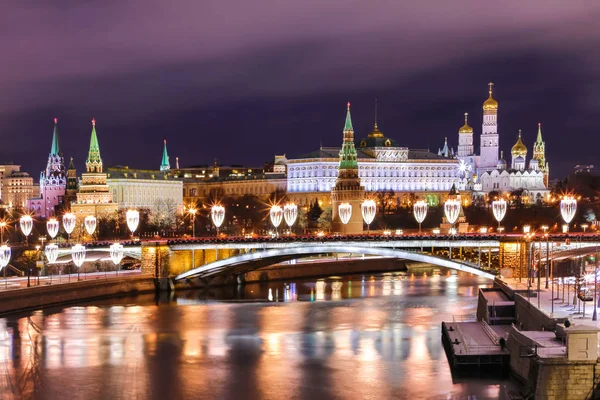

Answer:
[0,272,516,399]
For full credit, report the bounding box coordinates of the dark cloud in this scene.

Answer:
[1,1,599,177]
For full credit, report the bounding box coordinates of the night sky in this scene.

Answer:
[1,1,599,179]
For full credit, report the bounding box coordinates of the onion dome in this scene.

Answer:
[511,130,527,158]
[483,82,498,111]
[459,112,473,134]
[497,150,507,169]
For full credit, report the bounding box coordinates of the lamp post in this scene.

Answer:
[62,213,76,243]
[492,199,507,231]
[19,215,33,246]
[34,245,42,285]
[593,252,598,321]
[0,221,6,244]
[110,242,124,277]
[444,198,461,259]
[413,200,428,234]
[71,244,86,281]
[188,207,197,238]
[84,215,97,242]
[283,203,298,234]
[560,196,577,233]
[270,205,283,236]
[338,203,352,226]
[211,205,225,237]
[45,243,58,285]
[126,210,140,241]
[0,245,11,289]
[361,199,376,234]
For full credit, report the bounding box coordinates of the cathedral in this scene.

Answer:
[452,83,550,201]
[28,118,67,217]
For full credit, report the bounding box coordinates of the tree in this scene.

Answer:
[318,206,332,231]
[307,199,323,228]
[151,198,177,232]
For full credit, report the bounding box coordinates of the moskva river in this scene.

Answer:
[0,272,516,399]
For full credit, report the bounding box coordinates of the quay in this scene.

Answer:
[443,277,600,400]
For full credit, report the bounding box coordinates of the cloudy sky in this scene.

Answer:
[1,1,599,177]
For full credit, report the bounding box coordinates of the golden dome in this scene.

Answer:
[459,112,473,134]
[483,82,498,111]
[511,130,527,157]
[368,123,385,138]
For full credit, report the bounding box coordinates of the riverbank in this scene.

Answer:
[0,273,156,315]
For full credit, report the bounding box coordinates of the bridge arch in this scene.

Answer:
[174,245,496,281]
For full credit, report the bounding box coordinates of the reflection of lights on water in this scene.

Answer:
[393,278,402,296]
[316,281,326,301]
[382,277,392,296]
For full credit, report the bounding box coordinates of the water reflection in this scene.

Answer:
[0,273,515,399]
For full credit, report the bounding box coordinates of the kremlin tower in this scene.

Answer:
[70,119,118,218]
[532,123,549,186]
[479,82,499,171]
[331,102,365,234]
[28,118,67,217]
[160,140,170,172]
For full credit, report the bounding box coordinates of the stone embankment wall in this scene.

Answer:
[0,274,156,315]
[533,359,600,400]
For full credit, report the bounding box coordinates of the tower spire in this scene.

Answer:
[344,102,353,132]
[50,117,61,156]
[160,139,170,172]
[374,98,378,129]
[86,118,103,173]
[536,122,543,143]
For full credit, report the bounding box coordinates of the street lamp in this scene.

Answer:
[270,205,283,235]
[71,244,86,281]
[283,203,298,232]
[211,205,225,236]
[492,199,507,230]
[361,199,376,233]
[444,199,461,228]
[126,209,140,239]
[0,221,6,244]
[338,203,352,225]
[62,213,76,242]
[560,196,577,233]
[47,218,59,240]
[84,215,97,239]
[413,200,428,234]
[45,243,58,285]
[188,207,197,238]
[110,242,124,276]
[0,245,11,289]
[20,215,33,245]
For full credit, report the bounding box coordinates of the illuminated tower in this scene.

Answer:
[479,82,499,171]
[457,113,474,157]
[532,123,549,186]
[331,102,365,234]
[29,118,67,217]
[160,140,170,172]
[71,119,118,218]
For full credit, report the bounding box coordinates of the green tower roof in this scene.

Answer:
[50,117,61,155]
[344,102,353,132]
[160,139,170,171]
[86,118,103,172]
[536,122,543,143]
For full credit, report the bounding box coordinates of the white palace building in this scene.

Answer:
[286,83,550,205]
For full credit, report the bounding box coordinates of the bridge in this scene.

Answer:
[43,233,600,285]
